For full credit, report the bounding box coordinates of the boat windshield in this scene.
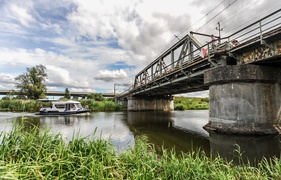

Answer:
[75,103,83,109]
[54,104,65,109]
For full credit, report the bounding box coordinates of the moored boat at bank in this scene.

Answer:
[35,100,90,115]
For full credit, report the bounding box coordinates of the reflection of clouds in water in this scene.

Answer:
[173,110,209,137]
[0,119,13,133]
[38,113,134,151]
[0,112,35,133]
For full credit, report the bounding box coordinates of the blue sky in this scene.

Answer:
[0,0,279,96]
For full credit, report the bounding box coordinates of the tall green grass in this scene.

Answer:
[0,100,44,112]
[174,97,209,110]
[1,123,281,179]
[0,99,125,112]
[80,99,126,111]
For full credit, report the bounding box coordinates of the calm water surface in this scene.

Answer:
[0,110,280,165]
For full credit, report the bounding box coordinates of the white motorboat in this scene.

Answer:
[35,100,90,115]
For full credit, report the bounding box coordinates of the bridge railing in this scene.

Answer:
[226,9,281,49]
[133,37,214,89]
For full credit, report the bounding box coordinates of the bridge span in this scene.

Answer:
[0,90,114,98]
[116,9,281,135]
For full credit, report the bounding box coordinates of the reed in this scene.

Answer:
[174,97,209,110]
[0,124,281,179]
[0,99,125,112]
[80,99,125,111]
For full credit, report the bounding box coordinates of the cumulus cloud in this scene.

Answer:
[0,73,16,90]
[45,65,71,87]
[94,69,128,82]
[0,73,14,84]
[0,0,280,95]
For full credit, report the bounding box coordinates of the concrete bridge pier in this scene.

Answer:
[127,95,174,111]
[204,65,281,134]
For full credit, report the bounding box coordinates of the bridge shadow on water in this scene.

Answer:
[123,111,210,154]
[122,111,281,166]
[209,132,281,166]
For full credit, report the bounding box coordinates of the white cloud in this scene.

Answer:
[0,73,14,83]
[0,0,280,96]
[176,90,209,98]
[95,69,128,82]
[9,4,35,27]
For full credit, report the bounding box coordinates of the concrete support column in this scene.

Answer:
[115,97,128,107]
[204,65,281,134]
[127,95,174,111]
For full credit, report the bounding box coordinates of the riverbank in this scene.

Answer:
[174,96,209,110]
[0,97,208,112]
[0,99,125,112]
[0,125,280,179]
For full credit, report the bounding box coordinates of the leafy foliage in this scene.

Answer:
[174,97,209,110]
[0,99,124,112]
[86,93,104,101]
[64,88,71,99]
[14,65,47,99]
[80,99,125,111]
[0,100,52,112]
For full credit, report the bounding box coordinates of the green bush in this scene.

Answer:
[80,99,125,111]
[174,97,209,110]
[175,104,185,110]
[0,99,125,112]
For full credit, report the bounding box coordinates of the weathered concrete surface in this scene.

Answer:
[127,95,174,111]
[204,65,281,134]
[115,98,128,107]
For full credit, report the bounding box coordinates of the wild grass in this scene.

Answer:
[1,123,281,179]
[80,99,126,111]
[174,97,209,110]
[0,99,125,112]
[0,99,44,112]
[0,97,205,112]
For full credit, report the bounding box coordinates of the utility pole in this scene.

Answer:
[114,83,131,96]
[174,34,180,41]
[216,22,223,44]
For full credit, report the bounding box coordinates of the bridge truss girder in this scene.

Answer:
[133,34,210,91]
[124,9,281,98]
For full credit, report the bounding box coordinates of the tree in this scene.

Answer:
[15,64,47,99]
[64,88,71,99]
[87,93,104,101]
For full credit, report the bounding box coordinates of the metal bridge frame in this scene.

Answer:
[122,9,281,97]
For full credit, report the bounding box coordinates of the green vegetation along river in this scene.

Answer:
[0,111,281,165]
[0,111,281,179]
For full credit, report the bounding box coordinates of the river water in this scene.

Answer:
[0,110,280,165]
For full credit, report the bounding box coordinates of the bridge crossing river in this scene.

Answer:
[116,9,281,135]
[118,9,281,98]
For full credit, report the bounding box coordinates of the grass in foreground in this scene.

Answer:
[0,124,281,179]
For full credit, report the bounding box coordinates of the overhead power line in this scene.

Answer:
[155,0,229,60]
[196,0,238,32]
[178,0,227,37]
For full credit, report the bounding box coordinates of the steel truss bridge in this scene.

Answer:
[118,9,281,98]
